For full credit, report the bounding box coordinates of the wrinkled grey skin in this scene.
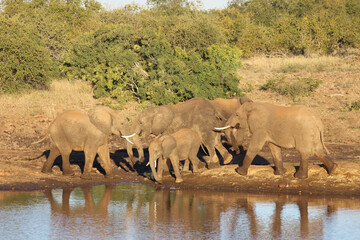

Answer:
[41,106,130,179]
[149,128,201,183]
[224,102,337,179]
[211,96,252,155]
[127,97,230,168]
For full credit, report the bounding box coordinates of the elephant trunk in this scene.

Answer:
[149,156,161,184]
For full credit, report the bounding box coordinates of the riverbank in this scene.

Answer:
[0,55,359,195]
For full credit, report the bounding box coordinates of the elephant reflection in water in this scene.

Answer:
[44,185,113,238]
[227,195,327,240]
[146,190,330,239]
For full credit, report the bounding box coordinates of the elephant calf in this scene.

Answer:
[219,102,337,179]
[148,128,202,183]
[40,106,133,179]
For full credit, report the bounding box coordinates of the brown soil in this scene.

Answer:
[0,56,359,196]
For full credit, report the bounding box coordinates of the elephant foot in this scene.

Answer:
[328,163,338,175]
[63,169,75,176]
[80,173,92,180]
[203,156,211,165]
[192,168,199,173]
[235,166,248,176]
[207,162,220,169]
[275,167,287,175]
[175,178,183,183]
[41,168,52,174]
[155,178,163,184]
[105,173,113,179]
[294,170,308,179]
[223,154,233,165]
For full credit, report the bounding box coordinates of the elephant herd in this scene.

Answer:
[36,96,337,182]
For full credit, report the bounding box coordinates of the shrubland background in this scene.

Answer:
[1,0,359,107]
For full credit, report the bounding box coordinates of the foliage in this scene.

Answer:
[216,0,360,56]
[1,0,360,99]
[348,101,360,111]
[0,15,52,93]
[63,25,242,104]
[261,76,321,101]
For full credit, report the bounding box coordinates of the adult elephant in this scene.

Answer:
[218,102,337,179]
[127,97,231,167]
[39,106,134,179]
[211,96,252,155]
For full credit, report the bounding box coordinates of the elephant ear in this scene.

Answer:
[151,106,174,135]
[239,102,253,129]
[161,135,176,159]
[88,106,113,135]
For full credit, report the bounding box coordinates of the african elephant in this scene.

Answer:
[219,102,337,179]
[148,128,201,183]
[211,96,252,154]
[127,97,231,168]
[41,106,134,179]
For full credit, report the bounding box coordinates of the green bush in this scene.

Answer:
[261,76,321,101]
[0,15,52,93]
[348,101,360,111]
[63,25,242,104]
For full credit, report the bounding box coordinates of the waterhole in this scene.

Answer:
[1,184,359,240]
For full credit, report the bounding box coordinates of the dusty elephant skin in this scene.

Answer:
[222,102,337,179]
[211,96,252,155]
[126,97,231,168]
[148,128,202,183]
[38,106,131,179]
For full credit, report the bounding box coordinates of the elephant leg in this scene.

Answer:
[170,156,183,183]
[42,144,60,173]
[157,157,165,182]
[295,152,310,179]
[215,133,232,165]
[314,150,337,175]
[268,142,286,175]
[182,159,190,172]
[235,133,265,176]
[57,144,74,176]
[97,144,113,178]
[82,147,97,180]
[189,155,201,173]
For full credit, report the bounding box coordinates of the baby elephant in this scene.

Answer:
[148,128,202,183]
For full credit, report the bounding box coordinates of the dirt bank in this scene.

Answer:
[0,114,359,196]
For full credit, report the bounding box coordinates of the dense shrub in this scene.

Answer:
[63,25,242,104]
[0,15,52,93]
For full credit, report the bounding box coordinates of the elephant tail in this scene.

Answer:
[320,130,330,155]
[31,134,48,145]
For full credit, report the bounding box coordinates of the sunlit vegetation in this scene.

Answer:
[1,0,359,105]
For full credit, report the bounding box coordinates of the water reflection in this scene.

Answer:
[1,184,360,240]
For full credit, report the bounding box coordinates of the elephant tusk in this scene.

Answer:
[121,133,136,138]
[146,160,157,168]
[122,136,134,145]
[214,125,231,131]
[121,133,136,145]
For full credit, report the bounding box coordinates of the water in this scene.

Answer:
[1,184,360,240]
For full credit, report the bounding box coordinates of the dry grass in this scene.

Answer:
[0,80,98,118]
[239,55,360,88]
[238,55,360,145]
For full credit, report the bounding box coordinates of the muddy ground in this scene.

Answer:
[0,115,359,196]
